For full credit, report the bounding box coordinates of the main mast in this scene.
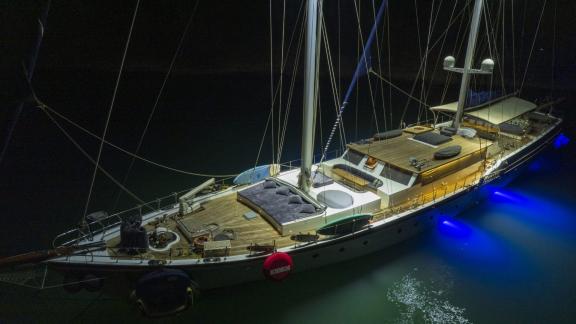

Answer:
[298,0,322,192]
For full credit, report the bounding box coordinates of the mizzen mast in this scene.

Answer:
[443,0,493,130]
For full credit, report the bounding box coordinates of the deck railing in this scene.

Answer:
[278,148,343,171]
[58,170,485,264]
[379,171,482,218]
[53,149,344,249]
[61,234,299,264]
[52,177,235,248]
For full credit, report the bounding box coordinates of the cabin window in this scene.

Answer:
[380,164,413,185]
[342,150,364,165]
[333,164,383,189]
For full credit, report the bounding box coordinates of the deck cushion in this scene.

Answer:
[413,132,453,146]
[433,145,462,160]
[238,181,321,225]
[499,122,524,135]
[263,180,277,189]
[317,190,354,209]
[373,129,403,141]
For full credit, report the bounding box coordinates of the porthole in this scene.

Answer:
[363,241,368,246]
[312,253,319,259]
[397,228,403,234]
[339,247,346,252]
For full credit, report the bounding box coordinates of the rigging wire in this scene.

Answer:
[385,5,393,130]
[370,0,389,131]
[482,0,506,93]
[482,1,497,123]
[352,0,380,135]
[259,1,305,167]
[423,0,459,108]
[82,0,141,220]
[368,69,431,108]
[551,0,557,94]
[519,0,548,94]
[500,0,506,92]
[277,0,287,164]
[277,1,306,162]
[439,1,469,106]
[397,0,471,127]
[40,103,238,177]
[316,0,389,167]
[320,13,346,149]
[0,1,51,167]
[269,0,275,164]
[417,0,436,124]
[40,104,152,209]
[277,22,305,161]
[113,0,200,209]
[354,3,360,141]
[511,0,516,90]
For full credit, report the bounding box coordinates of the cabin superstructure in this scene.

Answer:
[431,95,538,139]
[321,127,492,207]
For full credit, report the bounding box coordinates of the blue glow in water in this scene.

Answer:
[553,133,570,149]
[437,216,472,239]
[528,160,542,172]
[492,188,575,237]
[491,190,524,204]
[433,214,510,273]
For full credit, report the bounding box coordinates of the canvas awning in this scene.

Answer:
[430,96,537,125]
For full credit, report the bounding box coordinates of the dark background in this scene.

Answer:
[0,1,576,322]
[0,0,574,256]
[0,0,576,253]
[3,1,576,77]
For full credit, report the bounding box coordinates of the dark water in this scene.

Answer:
[0,72,575,323]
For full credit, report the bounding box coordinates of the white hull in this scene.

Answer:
[48,116,561,290]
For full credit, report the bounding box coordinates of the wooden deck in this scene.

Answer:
[108,192,296,259]
[348,131,493,174]
[177,193,293,255]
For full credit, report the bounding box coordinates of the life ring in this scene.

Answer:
[262,252,293,281]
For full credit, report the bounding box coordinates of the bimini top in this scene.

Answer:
[430,96,537,125]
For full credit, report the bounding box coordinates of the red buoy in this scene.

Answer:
[262,252,293,281]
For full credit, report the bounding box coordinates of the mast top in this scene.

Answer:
[443,0,492,130]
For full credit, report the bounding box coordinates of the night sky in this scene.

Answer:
[2,1,575,76]
[1,0,575,200]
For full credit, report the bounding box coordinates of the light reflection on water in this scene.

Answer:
[387,271,471,324]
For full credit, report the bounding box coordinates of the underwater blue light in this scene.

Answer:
[493,191,518,202]
[490,189,527,204]
[553,133,570,149]
[437,216,472,239]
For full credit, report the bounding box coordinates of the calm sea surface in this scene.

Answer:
[0,72,574,323]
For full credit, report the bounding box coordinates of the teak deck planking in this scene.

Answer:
[348,131,493,174]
